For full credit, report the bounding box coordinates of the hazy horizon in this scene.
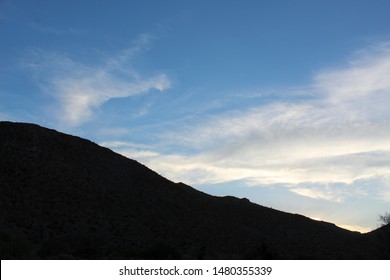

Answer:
[2,0,390,232]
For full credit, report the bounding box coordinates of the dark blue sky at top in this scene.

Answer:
[2,0,390,93]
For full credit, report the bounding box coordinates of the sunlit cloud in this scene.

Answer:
[23,34,170,126]
[103,43,390,203]
[290,185,346,202]
[316,43,390,105]
[54,72,169,126]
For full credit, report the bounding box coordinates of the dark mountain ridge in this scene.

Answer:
[1,121,389,259]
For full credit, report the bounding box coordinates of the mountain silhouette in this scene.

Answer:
[1,121,389,259]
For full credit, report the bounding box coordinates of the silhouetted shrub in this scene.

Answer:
[378,212,390,227]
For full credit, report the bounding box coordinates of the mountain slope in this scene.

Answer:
[0,121,388,259]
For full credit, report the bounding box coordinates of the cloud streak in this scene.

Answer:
[104,43,390,202]
[24,34,170,126]
[54,71,169,126]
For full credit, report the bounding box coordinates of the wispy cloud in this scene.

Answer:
[54,71,169,126]
[104,42,390,202]
[24,34,170,126]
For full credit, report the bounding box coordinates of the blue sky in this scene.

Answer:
[2,0,390,232]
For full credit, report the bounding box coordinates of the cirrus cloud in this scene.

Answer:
[103,43,390,203]
[23,34,171,126]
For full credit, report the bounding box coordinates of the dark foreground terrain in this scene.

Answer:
[1,121,389,259]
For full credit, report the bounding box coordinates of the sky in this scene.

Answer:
[1,0,390,232]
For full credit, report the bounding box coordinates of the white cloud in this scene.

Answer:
[54,71,169,126]
[106,43,390,202]
[316,43,390,103]
[24,34,170,126]
[290,186,345,202]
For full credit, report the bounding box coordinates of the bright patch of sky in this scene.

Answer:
[1,0,390,232]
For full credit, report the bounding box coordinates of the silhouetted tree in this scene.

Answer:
[378,212,390,227]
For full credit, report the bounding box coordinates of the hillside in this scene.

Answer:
[0,121,389,259]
